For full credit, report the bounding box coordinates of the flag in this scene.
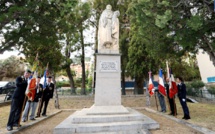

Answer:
[148,71,155,96]
[169,69,178,98]
[158,69,166,96]
[25,53,39,101]
[166,61,170,79]
[42,63,49,89]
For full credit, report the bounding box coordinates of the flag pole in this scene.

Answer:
[165,61,171,113]
[18,96,27,127]
[173,96,177,117]
[146,71,152,107]
[154,92,159,111]
[37,62,49,116]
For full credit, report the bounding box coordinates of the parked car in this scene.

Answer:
[0,81,16,94]
[4,90,15,101]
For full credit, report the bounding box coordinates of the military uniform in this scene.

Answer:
[177,82,190,119]
[36,81,54,117]
[165,83,177,115]
[7,70,31,131]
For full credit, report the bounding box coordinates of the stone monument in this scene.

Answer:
[54,5,159,134]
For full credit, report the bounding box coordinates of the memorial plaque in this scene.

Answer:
[99,61,118,72]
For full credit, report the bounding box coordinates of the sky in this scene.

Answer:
[0,50,24,60]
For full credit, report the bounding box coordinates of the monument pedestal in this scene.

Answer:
[54,53,159,134]
[54,107,159,134]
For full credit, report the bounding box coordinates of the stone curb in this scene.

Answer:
[142,107,215,134]
[6,110,62,134]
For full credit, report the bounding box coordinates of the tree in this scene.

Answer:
[126,0,169,94]
[59,1,92,95]
[154,1,215,66]
[0,56,27,80]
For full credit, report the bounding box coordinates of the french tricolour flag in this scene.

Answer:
[169,69,178,98]
[158,69,166,96]
[148,72,155,96]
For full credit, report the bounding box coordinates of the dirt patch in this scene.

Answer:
[14,111,73,134]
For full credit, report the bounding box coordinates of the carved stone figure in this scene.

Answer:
[98,5,120,54]
[111,11,120,51]
[98,5,113,49]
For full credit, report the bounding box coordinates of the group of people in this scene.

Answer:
[156,76,191,120]
[6,70,54,131]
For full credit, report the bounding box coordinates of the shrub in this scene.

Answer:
[190,80,205,89]
[185,80,204,97]
[207,85,215,95]
[56,81,70,88]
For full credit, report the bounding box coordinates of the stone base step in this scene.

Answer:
[71,107,145,123]
[55,120,156,133]
[77,129,151,134]
[54,107,159,134]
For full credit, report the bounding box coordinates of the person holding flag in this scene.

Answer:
[165,77,177,116]
[176,76,191,120]
[41,76,54,116]
[22,76,43,122]
[36,64,54,117]
[157,69,166,113]
[168,69,178,116]
[166,61,177,116]
[6,70,31,131]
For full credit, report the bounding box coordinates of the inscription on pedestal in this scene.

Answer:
[99,61,118,72]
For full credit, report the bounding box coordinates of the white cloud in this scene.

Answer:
[0,51,24,60]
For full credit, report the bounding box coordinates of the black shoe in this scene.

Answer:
[42,114,47,117]
[185,116,191,120]
[13,124,21,127]
[30,118,36,120]
[7,126,13,131]
[35,115,40,118]
[22,120,26,122]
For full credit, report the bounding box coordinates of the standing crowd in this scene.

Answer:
[6,70,54,131]
[156,76,191,120]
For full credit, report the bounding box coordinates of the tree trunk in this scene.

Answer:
[121,69,126,95]
[53,74,60,109]
[134,76,144,94]
[65,36,76,94]
[92,20,99,94]
[65,66,76,94]
[80,25,86,95]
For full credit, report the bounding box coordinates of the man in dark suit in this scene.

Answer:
[36,76,54,117]
[7,70,31,131]
[176,76,191,120]
[165,78,177,116]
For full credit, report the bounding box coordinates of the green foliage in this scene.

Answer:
[207,85,215,95]
[185,81,203,97]
[155,10,172,28]
[190,80,205,89]
[87,76,93,89]
[56,81,70,88]
[186,16,203,31]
